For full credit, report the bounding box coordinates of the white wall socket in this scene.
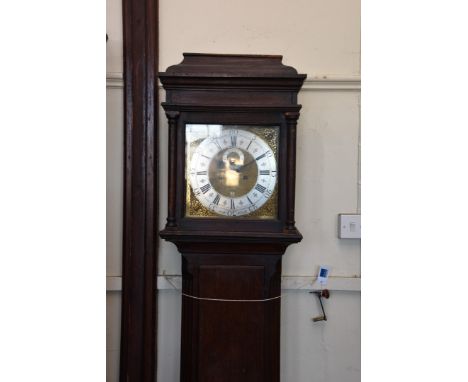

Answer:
[338,214,361,239]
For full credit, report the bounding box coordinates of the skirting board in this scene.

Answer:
[106,275,361,292]
[106,72,361,91]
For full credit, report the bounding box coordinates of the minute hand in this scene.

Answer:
[235,159,257,172]
[236,152,268,172]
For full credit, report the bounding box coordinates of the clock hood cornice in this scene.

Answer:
[159,53,306,92]
[161,52,306,77]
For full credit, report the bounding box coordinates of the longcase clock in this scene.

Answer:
[159,53,306,382]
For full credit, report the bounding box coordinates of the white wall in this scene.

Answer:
[106,0,123,380]
[159,0,360,79]
[107,0,360,381]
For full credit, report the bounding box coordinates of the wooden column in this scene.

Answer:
[166,111,180,228]
[285,111,300,230]
[119,0,159,381]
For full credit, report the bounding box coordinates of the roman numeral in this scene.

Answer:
[231,135,237,147]
[230,199,235,209]
[200,184,211,194]
[259,170,270,175]
[213,194,220,205]
[255,184,267,193]
[196,171,207,175]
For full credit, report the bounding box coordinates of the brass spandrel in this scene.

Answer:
[248,126,278,156]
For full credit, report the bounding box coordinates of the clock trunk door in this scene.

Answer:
[181,254,281,382]
[198,265,264,381]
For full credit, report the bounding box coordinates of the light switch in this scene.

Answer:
[339,214,361,239]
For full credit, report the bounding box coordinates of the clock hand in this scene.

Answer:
[228,161,242,172]
[234,159,256,172]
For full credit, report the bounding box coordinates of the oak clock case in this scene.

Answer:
[159,53,306,382]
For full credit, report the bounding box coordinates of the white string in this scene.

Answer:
[181,293,282,302]
[164,274,283,302]
[162,274,324,302]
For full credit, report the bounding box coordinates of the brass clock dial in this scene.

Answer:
[186,125,278,218]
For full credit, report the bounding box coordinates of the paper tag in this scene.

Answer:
[317,265,330,285]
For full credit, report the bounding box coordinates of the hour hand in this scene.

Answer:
[229,162,242,172]
[236,160,255,172]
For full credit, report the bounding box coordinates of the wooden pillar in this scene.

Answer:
[119,0,159,381]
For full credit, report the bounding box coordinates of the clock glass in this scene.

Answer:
[185,124,279,218]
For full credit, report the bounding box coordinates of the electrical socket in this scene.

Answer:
[338,214,361,239]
